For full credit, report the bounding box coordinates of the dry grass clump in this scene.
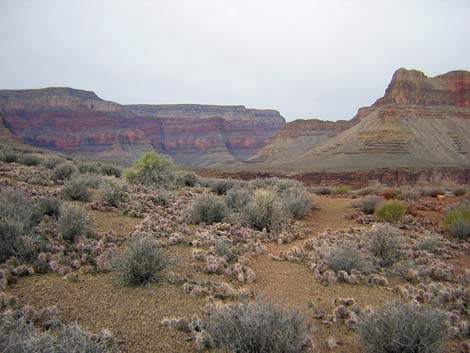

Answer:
[352,196,381,214]
[333,184,352,195]
[124,151,176,188]
[190,194,227,224]
[111,237,168,286]
[374,200,407,223]
[357,302,448,353]
[368,225,404,267]
[57,205,91,242]
[205,297,312,353]
[311,186,332,195]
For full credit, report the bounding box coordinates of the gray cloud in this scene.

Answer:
[0,0,468,121]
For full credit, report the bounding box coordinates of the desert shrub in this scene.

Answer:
[77,161,101,174]
[352,196,381,214]
[190,194,227,224]
[311,186,332,195]
[357,302,448,353]
[225,187,252,211]
[243,189,287,234]
[368,225,404,267]
[453,186,467,196]
[42,156,63,169]
[53,162,78,182]
[214,239,235,261]
[62,178,92,201]
[36,197,62,219]
[178,171,198,186]
[0,188,37,262]
[0,148,19,163]
[0,311,114,353]
[355,186,375,196]
[100,181,128,208]
[19,154,41,166]
[111,237,167,286]
[416,233,442,253]
[444,202,470,240]
[324,244,372,274]
[281,186,313,219]
[448,220,470,240]
[374,200,407,223]
[421,187,445,198]
[334,184,352,195]
[57,205,91,241]
[124,151,176,188]
[78,174,102,188]
[398,189,419,201]
[100,164,122,178]
[205,297,312,353]
[210,179,236,195]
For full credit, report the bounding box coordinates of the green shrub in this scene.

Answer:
[281,186,314,219]
[368,225,404,267]
[243,189,287,234]
[19,154,41,166]
[42,156,63,169]
[352,196,381,214]
[62,178,92,201]
[225,187,252,211]
[190,194,227,224]
[444,202,470,239]
[311,186,332,195]
[374,200,407,223]
[205,297,311,353]
[358,302,448,353]
[0,311,114,353]
[124,151,176,188]
[334,184,352,195]
[53,162,78,182]
[77,161,101,174]
[57,205,91,241]
[36,197,62,219]
[100,181,128,208]
[210,179,236,195]
[111,237,167,286]
[0,148,19,163]
[0,188,37,262]
[178,171,198,186]
[100,164,122,178]
[416,233,442,253]
[453,186,468,196]
[324,243,373,274]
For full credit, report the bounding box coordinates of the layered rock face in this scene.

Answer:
[247,118,356,163]
[238,68,470,174]
[0,88,285,166]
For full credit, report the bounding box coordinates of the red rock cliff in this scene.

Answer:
[0,88,285,166]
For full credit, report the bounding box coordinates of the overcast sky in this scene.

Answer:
[1,1,468,121]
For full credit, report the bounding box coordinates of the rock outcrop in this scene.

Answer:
[0,88,285,166]
[236,68,470,174]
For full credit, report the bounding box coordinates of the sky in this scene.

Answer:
[0,1,468,121]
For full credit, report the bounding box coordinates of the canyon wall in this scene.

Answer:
[0,88,285,166]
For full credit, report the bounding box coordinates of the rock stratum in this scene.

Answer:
[238,68,470,177]
[0,88,285,166]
